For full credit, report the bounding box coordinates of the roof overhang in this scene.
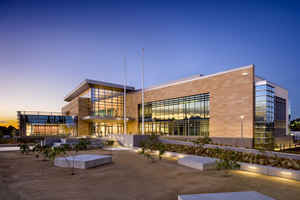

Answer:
[64,79,135,102]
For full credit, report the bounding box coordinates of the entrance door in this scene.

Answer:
[106,125,113,136]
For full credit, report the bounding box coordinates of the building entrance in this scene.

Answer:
[93,122,124,137]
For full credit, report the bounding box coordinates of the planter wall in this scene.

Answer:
[109,134,150,147]
[239,162,300,181]
[160,138,300,161]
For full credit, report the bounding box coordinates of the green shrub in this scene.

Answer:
[192,136,212,145]
[18,143,30,154]
[104,140,114,146]
[139,134,166,162]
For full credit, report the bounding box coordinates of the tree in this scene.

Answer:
[0,129,3,138]
[290,119,300,131]
[0,125,18,136]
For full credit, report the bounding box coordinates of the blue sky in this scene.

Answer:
[0,0,299,122]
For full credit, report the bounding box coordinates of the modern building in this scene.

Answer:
[18,65,290,148]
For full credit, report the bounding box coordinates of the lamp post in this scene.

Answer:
[123,56,127,135]
[141,48,145,135]
[240,115,244,147]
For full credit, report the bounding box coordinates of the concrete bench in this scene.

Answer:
[178,191,275,200]
[54,154,112,169]
[177,156,218,171]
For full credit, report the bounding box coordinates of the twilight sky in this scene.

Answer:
[0,0,300,126]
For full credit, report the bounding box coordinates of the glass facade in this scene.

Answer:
[90,87,125,136]
[254,84,275,147]
[18,112,76,136]
[274,96,287,137]
[91,88,124,117]
[138,93,210,136]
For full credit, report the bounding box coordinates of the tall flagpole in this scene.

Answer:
[123,56,127,135]
[141,48,145,135]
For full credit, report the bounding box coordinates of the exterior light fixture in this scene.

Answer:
[249,166,257,170]
[242,72,248,76]
[281,171,292,176]
[240,115,245,147]
[177,154,185,158]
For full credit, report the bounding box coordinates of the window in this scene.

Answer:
[138,93,210,136]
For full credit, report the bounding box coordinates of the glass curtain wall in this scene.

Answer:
[20,114,76,136]
[90,87,124,135]
[255,84,275,148]
[91,88,124,117]
[274,96,287,137]
[138,93,210,136]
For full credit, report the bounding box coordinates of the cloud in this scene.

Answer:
[0,121,8,123]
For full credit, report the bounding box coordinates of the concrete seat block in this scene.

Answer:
[178,191,275,200]
[177,156,218,171]
[54,154,112,169]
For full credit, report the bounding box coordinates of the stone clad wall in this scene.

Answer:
[126,65,255,147]
[62,97,90,136]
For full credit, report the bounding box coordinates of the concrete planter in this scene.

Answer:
[132,147,300,181]
[160,138,300,161]
[54,154,112,169]
[178,191,275,200]
[239,162,300,181]
[108,134,150,147]
[177,156,218,171]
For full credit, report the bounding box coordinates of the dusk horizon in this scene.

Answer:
[1,0,300,127]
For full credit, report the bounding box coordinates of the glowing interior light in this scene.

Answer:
[281,171,292,176]
[249,166,257,170]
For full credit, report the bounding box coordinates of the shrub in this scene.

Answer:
[104,140,114,146]
[139,134,166,162]
[18,143,30,154]
[192,136,212,145]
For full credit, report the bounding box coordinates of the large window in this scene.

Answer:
[91,88,124,118]
[138,93,210,136]
[18,112,76,136]
[255,84,275,147]
[90,87,125,135]
[274,96,286,137]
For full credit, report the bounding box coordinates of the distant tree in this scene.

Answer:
[0,125,18,136]
[290,119,300,131]
[0,129,3,138]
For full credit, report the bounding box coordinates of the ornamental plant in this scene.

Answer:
[18,143,30,154]
[139,134,166,162]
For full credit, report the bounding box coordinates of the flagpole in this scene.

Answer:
[123,56,127,135]
[141,48,145,135]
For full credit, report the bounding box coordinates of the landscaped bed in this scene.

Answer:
[161,143,300,170]
[1,149,300,200]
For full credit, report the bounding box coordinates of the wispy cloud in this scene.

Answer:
[0,121,8,123]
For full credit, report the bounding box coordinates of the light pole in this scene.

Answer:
[141,48,145,135]
[240,115,244,147]
[123,56,127,135]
